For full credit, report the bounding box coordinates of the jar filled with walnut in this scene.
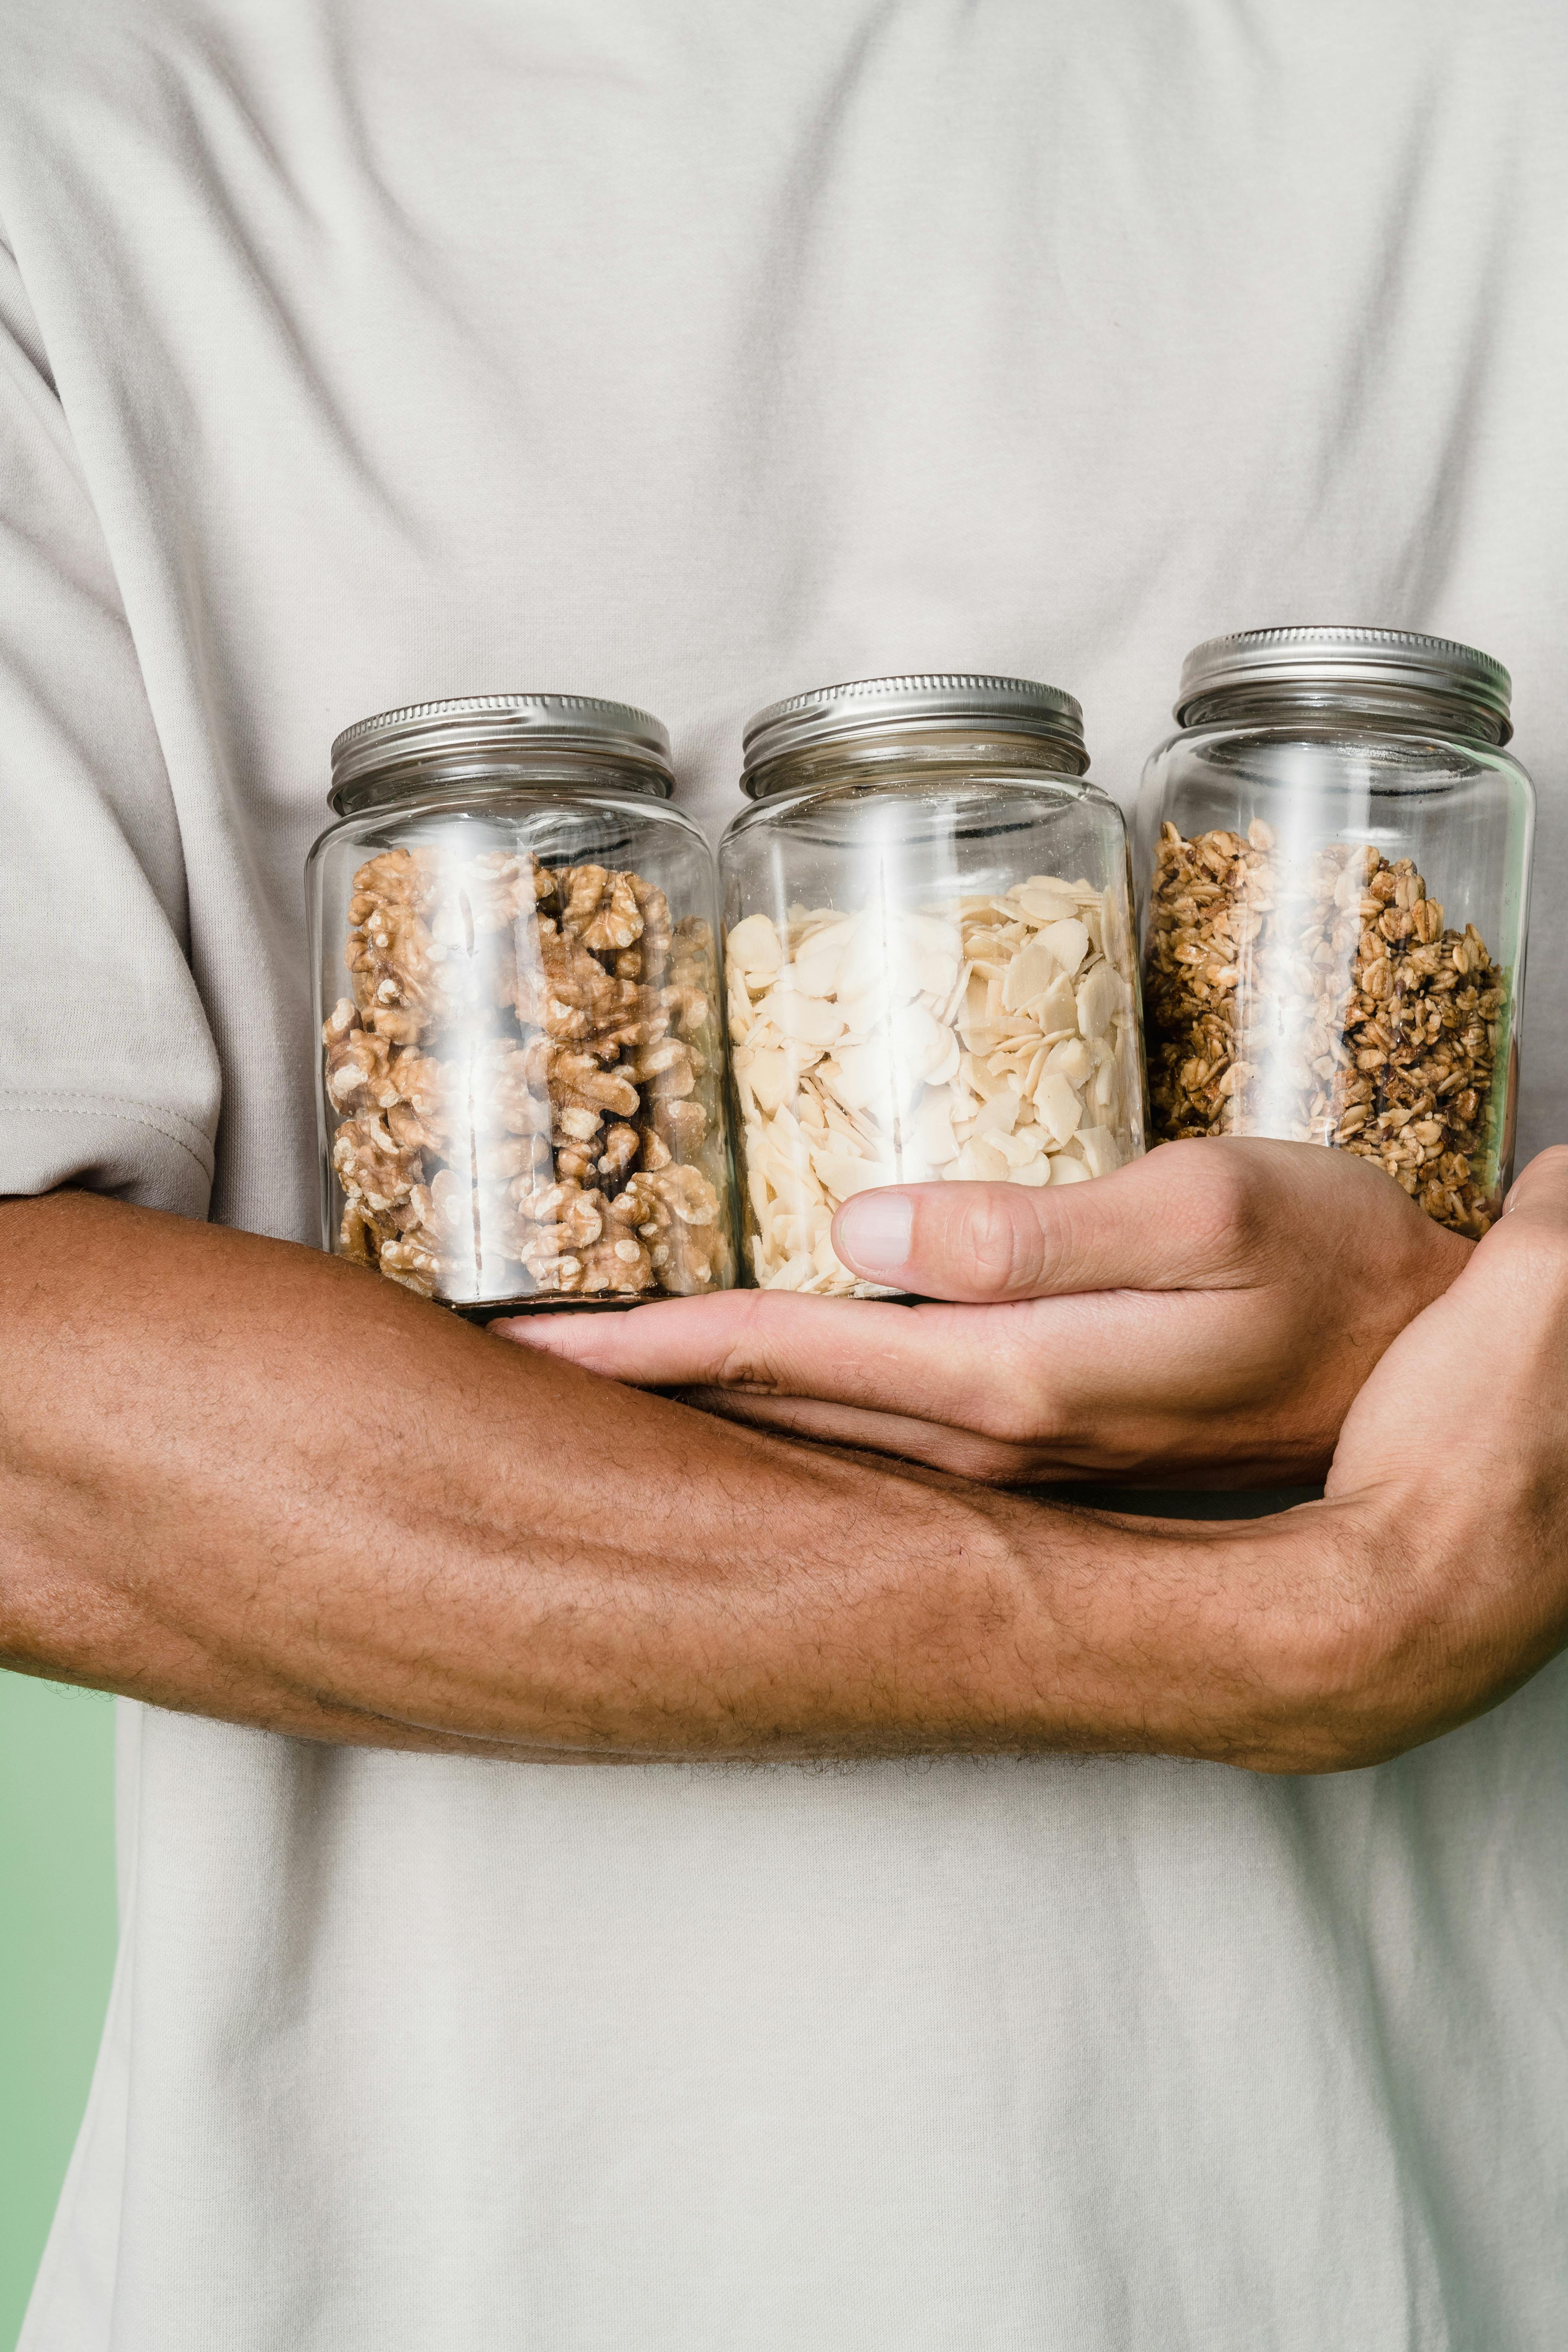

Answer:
[309,693,739,1312]
[721,674,1147,1296]
[1137,627,1536,1237]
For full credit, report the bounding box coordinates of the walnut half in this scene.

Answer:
[324,849,729,1306]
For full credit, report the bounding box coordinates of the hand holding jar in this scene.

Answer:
[501,1134,1470,1487]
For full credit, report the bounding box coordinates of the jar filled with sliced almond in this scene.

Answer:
[1137,627,1535,1237]
[720,673,1147,1296]
[309,693,739,1313]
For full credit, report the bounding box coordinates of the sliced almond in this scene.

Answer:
[1034,1069,1085,1147]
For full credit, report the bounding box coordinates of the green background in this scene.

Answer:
[0,1674,118,2351]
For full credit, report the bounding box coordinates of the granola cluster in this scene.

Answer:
[323,845,728,1303]
[1145,820,1508,1237]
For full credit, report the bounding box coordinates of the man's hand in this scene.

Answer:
[498,1139,1470,1488]
[1279,1146,1568,1764]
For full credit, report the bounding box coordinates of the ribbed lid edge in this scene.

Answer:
[741,671,1087,793]
[329,691,674,808]
[1175,626,1512,740]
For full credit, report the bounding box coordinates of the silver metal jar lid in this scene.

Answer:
[740,671,1088,797]
[1174,626,1512,742]
[329,691,674,809]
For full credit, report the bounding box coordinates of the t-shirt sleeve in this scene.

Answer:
[0,240,219,1217]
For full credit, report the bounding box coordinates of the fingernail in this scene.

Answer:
[834,1190,914,1275]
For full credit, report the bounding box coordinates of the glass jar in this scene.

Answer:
[309,693,739,1313]
[720,674,1146,1296]
[1138,626,1535,1238]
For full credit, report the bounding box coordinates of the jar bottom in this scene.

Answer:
[456,1294,644,1323]
[457,1286,925,1321]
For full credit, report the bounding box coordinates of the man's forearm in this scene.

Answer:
[0,1192,1516,1774]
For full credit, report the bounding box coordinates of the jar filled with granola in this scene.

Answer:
[309,693,738,1312]
[720,673,1146,1296]
[1138,626,1535,1237]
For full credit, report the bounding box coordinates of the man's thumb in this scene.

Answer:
[831,1160,1191,1303]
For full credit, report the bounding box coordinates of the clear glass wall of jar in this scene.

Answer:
[309,693,739,1313]
[1137,627,1535,1238]
[720,674,1147,1297]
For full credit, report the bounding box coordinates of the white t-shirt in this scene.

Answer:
[8,3,1568,2345]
